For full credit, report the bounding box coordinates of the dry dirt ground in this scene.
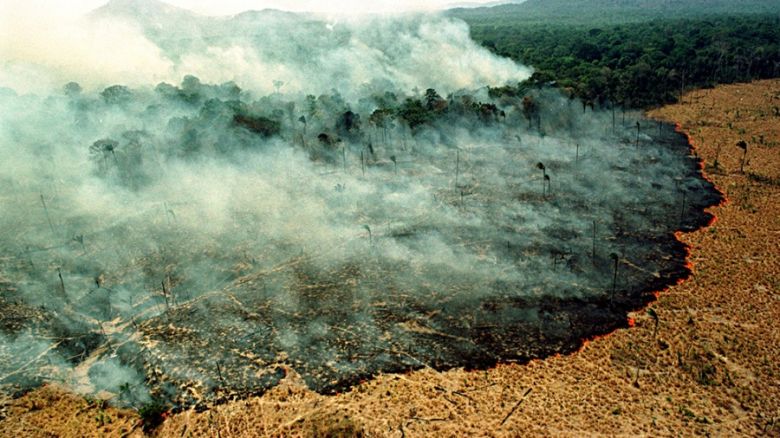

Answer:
[1,79,778,437]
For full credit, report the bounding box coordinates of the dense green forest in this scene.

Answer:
[450,0,780,26]
[450,2,780,108]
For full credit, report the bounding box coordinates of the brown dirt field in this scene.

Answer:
[2,79,778,437]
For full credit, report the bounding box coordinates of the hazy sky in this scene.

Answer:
[1,0,506,19]
[163,0,501,14]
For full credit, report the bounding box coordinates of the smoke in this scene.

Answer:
[0,3,173,93]
[0,1,718,408]
[0,0,530,96]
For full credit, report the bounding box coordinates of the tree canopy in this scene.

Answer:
[455,11,780,108]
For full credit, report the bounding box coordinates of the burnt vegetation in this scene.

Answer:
[0,0,732,411]
[0,71,722,409]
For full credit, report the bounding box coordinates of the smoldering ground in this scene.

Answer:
[0,1,719,409]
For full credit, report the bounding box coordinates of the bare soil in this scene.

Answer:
[2,79,778,437]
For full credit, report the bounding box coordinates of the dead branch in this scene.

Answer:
[500,387,532,426]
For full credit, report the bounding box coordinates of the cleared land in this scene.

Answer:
[1,79,778,437]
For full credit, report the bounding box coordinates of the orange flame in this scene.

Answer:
[673,122,729,205]
[575,329,620,353]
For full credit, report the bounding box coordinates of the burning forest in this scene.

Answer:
[0,0,720,412]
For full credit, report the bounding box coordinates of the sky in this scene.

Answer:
[0,0,510,19]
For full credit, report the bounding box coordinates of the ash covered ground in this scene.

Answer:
[0,1,720,409]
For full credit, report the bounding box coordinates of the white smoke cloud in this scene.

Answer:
[0,4,173,93]
[0,1,531,95]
